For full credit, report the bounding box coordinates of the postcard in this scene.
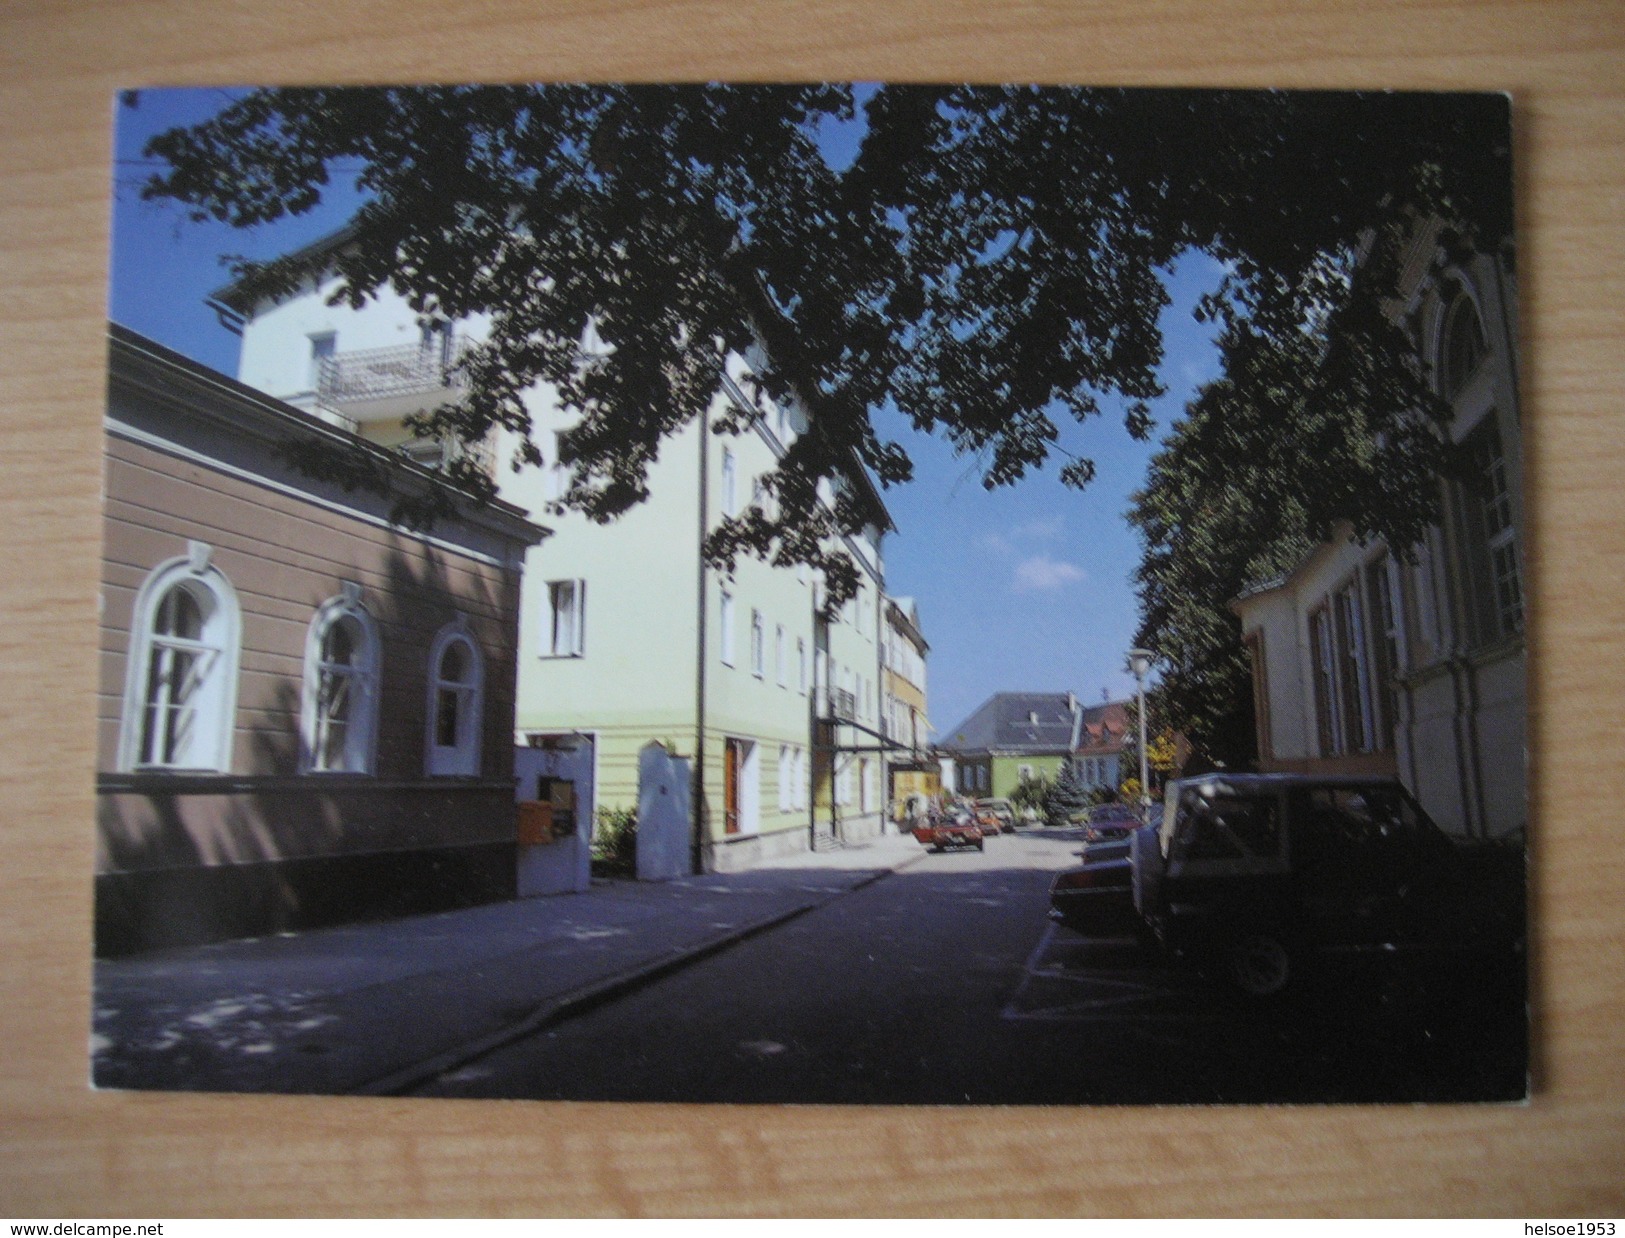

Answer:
[93,84,1526,1103]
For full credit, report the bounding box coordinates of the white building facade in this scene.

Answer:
[1232,230,1524,839]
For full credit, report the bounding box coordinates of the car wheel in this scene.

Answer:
[1225,930,1293,999]
[976,839,985,851]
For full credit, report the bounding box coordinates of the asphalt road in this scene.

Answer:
[411,827,1527,1104]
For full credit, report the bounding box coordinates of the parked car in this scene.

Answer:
[975,798,1016,834]
[1050,787,1180,922]
[912,806,985,852]
[1048,821,1157,935]
[1130,774,1526,1000]
[1081,801,1144,845]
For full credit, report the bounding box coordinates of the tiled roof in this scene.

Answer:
[940,692,1132,755]
[1076,701,1131,753]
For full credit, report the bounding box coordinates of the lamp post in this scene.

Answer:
[1127,648,1154,817]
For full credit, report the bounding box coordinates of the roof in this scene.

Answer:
[1075,701,1131,753]
[1228,523,1367,615]
[884,595,927,650]
[939,692,1135,755]
[208,223,359,316]
[105,323,548,551]
[940,692,1077,755]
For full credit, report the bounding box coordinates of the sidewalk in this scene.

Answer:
[91,829,927,1096]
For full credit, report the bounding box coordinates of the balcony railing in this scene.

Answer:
[819,686,857,723]
[397,433,497,480]
[316,337,471,406]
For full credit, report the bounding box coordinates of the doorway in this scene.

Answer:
[723,737,758,836]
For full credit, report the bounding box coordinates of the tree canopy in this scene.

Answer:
[142,84,1511,638]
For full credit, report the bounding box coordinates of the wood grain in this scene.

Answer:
[3,0,1623,1217]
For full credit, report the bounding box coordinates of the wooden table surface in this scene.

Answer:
[3,0,1622,1217]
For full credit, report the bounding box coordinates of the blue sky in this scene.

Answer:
[107,87,1223,740]
[876,254,1223,734]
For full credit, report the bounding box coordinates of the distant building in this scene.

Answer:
[938,692,1134,801]
[96,326,545,954]
[1231,227,1524,838]
[1071,699,1130,792]
[214,234,900,869]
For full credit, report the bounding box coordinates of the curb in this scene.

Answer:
[354,849,929,1096]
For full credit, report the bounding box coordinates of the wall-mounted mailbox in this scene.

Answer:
[517,800,554,845]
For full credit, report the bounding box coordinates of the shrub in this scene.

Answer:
[1009,775,1051,819]
[591,806,638,876]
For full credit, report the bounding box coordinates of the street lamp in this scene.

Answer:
[1127,648,1154,818]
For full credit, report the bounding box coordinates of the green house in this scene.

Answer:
[939,691,1128,801]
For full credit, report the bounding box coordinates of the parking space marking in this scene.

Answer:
[1002,923,1225,1025]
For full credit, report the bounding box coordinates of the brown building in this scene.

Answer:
[96,325,546,954]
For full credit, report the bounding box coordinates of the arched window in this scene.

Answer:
[425,621,484,776]
[119,543,241,773]
[1440,288,1489,400]
[301,587,381,774]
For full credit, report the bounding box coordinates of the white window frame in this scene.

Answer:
[545,579,586,658]
[797,638,808,695]
[1310,604,1342,757]
[1470,415,1523,639]
[308,331,336,393]
[1333,579,1374,753]
[300,584,381,775]
[1439,288,1489,401]
[775,624,787,687]
[720,590,735,667]
[543,430,570,503]
[425,620,484,777]
[118,543,241,774]
[734,738,761,834]
[721,447,738,518]
[750,609,765,678]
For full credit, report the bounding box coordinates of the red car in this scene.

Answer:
[912,808,985,852]
[974,798,1016,834]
